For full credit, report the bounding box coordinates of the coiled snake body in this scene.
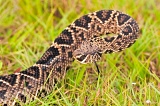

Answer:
[0,10,139,106]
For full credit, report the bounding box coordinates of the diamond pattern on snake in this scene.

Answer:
[0,10,139,106]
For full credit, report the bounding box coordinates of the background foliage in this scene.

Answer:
[0,0,159,105]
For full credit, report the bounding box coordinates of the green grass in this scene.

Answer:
[0,0,160,106]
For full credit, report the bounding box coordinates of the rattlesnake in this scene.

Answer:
[0,10,139,106]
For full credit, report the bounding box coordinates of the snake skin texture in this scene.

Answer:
[0,10,139,106]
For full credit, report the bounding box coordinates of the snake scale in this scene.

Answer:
[0,10,139,106]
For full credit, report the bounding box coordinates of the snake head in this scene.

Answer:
[73,40,102,64]
[73,51,102,64]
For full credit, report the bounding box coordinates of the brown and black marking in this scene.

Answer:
[0,10,139,106]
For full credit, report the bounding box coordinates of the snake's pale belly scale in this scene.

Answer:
[0,10,139,106]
